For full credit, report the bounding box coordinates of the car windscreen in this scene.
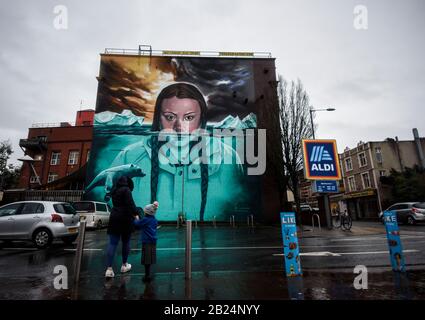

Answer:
[54,203,76,215]
[72,202,95,212]
[413,203,425,209]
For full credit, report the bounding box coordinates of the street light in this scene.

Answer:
[309,107,336,139]
[308,107,336,230]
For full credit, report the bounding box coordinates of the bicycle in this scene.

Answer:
[332,210,352,231]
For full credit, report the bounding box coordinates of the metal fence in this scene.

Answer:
[0,190,84,205]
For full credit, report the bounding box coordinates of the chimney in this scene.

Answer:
[413,128,425,169]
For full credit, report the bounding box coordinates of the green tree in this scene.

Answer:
[0,140,21,190]
[380,166,425,203]
[0,140,13,190]
[277,77,314,223]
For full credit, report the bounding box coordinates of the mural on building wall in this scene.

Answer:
[85,55,265,221]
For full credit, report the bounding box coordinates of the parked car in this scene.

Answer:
[0,201,80,249]
[378,202,425,225]
[72,201,111,229]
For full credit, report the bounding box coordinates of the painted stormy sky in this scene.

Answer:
[1,0,424,164]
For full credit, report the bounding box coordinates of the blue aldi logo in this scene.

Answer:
[302,140,342,180]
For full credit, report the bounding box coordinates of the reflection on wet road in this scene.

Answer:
[1,223,425,299]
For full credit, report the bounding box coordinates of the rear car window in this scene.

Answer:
[73,202,95,212]
[20,203,44,214]
[96,203,107,212]
[54,203,76,215]
[413,203,425,209]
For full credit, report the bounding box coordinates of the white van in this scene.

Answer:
[73,201,111,229]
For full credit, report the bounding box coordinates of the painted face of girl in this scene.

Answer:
[160,96,202,133]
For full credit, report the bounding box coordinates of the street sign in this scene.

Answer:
[383,211,406,272]
[302,139,342,180]
[312,180,339,193]
[280,212,302,277]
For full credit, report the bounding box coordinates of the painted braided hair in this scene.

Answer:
[150,82,209,221]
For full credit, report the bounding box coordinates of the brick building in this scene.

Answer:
[18,110,95,190]
[338,129,425,219]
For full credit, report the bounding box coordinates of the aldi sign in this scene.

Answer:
[302,140,342,180]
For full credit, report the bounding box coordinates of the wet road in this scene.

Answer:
[1,222,425,299]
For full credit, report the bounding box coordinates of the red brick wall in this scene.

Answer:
[19,126,93,188]
[75,110,95,126]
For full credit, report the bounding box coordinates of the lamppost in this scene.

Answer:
[308,107,336,229]
[309,107,335,140]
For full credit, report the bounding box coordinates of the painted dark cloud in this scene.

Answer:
[1,0,425,165]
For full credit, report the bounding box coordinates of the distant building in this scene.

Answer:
[337,129,425,219]
[18,110,94,190]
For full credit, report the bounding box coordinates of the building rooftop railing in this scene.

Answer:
[30,122,93,128]
[104,46,272,59]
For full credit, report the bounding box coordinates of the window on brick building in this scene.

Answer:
[50,152,61,165]
[361,172,371,189]
[375,147,383,164]
[47,173,58,183]
[68,151,79,165]
[30,176,40,184]
[358,152,367,167]
[345,157,353,172]
[348,176,356,192]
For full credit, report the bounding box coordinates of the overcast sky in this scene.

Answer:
[1,0,424,165]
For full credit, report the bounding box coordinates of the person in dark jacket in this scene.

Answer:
[134,201,159,282]
[105,176,139,278]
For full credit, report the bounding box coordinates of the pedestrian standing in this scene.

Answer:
[134,201,159,282]
[105,176,139,278]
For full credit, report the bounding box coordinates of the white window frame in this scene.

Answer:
[47,173,58,183]
[358,152,367,168]
[30,176,40,184]
[348,175,356,192]
[68,150,79,165]
[375,147,383,164]
[361,172,371,189]
[50,152,61,165]
[345,157,353,172]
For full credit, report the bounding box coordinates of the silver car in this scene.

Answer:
[378,202,425,225]
[0,201,80,249]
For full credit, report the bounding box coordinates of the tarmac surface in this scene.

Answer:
[1,221,425,300]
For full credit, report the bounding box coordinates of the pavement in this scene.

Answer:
[1,221,425,300]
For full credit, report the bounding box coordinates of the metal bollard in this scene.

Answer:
[213,216,217,228]
[177,216,180,229]
[247,214,254,227]
[312,214,321,233]
[230,215,235,228]
[73,220,87,286]
[185,220,192,279]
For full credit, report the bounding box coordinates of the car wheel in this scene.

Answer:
[32,228,53,249]
[407,216,416,225]
[62,235,78,245]
[96,220,103,229]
